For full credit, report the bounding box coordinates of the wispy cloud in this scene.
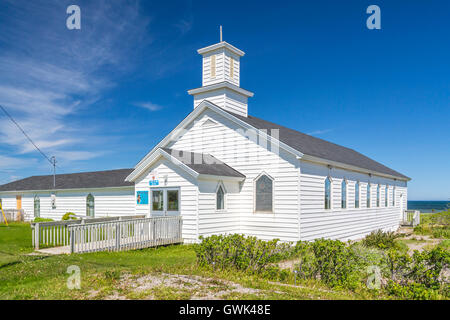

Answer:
[0,155,38,170]
[0,0,151,172]
[133,101,163,112]
[175,18,193,35]
[307,128,334,136]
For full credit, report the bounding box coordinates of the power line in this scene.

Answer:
[0,104,54,165]
[0,104,59,189]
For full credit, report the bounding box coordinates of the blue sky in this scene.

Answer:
[0,0,449,200]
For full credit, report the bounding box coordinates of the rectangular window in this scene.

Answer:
[152,190,164,211]
[210,55,216,78]
[167,190,179,211]
[367,184,371,208]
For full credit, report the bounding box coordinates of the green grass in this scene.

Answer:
[0,223,373,300]
[414,210,450,239]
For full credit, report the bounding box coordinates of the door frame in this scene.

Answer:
[150,187,180,217]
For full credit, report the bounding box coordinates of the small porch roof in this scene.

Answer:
[161,148,245,179]
[126,147,245,182]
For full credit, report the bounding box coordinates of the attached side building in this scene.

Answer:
[0,169,135,221]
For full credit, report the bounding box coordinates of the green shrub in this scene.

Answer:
[294,239,361,289]
[385,281,440,300]
[194,234,293,274]
[362,230,401,250]
[62,212,77,221]
[33,217,54,222]
[409,247,450,289]
[382,246,450,298]
[432,227,450,239]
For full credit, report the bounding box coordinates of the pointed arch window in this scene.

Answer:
[367,183,371,208]
[255,173,273,213]
[341,180,347,209]
[325,177,332,210]
[376,184,380,207]
[385,185,388,207]
[355,181,360,208]
[392,187,396,206]
[86,193,95,217]
[34,195,40,218]
[216,184,225,211]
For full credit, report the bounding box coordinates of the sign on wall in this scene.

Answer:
[149,170,159,186]
[136,191,149,205]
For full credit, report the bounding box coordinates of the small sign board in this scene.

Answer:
[149,170,159,186]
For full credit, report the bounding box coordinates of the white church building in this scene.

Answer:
[0,38,410,242]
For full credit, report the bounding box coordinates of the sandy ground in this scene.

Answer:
[90,272,262,300]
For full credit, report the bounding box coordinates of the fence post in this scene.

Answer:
[35,222,40,250]
[115,223,120,250]
[70,227,75,253]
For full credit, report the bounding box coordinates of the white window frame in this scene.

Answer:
[215,181,227,212]
[385,185,388,207]
[377,184,380,207]
[355,181,360,209]
[253,171,274,214]
[86,193,95,217]
[324,176,332,210]
[34,195,40,218]
[392,186,396,207]
[341,179,347,209]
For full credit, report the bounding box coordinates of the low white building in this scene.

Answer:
[0,37,410,242]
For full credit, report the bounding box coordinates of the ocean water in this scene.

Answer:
[408,201,449,213]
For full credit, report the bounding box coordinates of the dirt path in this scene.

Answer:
[91,272,262,300]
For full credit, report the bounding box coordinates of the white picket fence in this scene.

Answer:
[68,216,183,253]
[31,215,145,250]
[402,210,420,227]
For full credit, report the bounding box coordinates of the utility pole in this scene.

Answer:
[51,156,57,189]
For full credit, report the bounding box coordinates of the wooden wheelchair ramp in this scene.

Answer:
[32,216,183,254]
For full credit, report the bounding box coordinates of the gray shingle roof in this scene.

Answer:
[161,148,245,178]
[0,169,134,192]
[223,110,409,180]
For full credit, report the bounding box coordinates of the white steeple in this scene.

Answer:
[188,28,253,117]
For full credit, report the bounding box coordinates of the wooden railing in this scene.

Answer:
[0,209,24,223]
[402,210,420,227]
[68,216,183,254]
[31,215,145,250]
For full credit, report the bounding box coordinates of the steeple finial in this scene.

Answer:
[220,25,223,42]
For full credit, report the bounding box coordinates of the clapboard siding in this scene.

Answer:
[0,188,135,221]
[168,109,300,242]
[134,158,198,243]
[300,161,407,241]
